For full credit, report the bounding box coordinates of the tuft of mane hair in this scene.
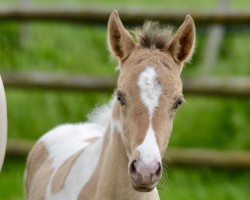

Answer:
[87,95,115,128]
[135,21,173,50]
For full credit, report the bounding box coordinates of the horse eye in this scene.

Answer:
[173,97,183,110]
[117,90,126,106]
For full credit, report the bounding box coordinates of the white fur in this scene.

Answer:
[111,119,122,134]
[87,95,115,127]
[41,123,104,170]
[87,95,122,137]
[136,67,161,165]
[137,67,162,118]
[39,123,105,199]
[46,137,103,200]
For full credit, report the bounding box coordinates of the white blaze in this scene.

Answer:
[136,124,160,166]
[136,67,161,164]
[137,67,162,119]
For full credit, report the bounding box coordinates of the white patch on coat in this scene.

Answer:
[137,67,162,118]
[136,67,161,165]
[46,137,103,200]
[41,123,104,170]
[40,123,105,199]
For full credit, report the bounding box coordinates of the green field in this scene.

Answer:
[1,0,250,199]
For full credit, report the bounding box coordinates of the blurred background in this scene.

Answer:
[0,0,250,199]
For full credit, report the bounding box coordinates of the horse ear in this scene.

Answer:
[168,15,196,63]
[108,10,135,61]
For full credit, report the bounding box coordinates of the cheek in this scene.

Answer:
[120,122,131,155]
[162,122,174,153]
[120,109,135,156]
[120,108,150,157]
[122,121,145,157]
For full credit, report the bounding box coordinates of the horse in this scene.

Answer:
[0,75,7,172]
[25,10,195,200]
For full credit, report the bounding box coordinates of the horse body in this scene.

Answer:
[26,10,195,200]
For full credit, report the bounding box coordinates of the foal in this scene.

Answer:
[25,10,195,200]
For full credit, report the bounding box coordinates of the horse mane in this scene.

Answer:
[135,21,173,50]
[87,95,115,127]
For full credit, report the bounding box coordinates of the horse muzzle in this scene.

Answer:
[129,159,162,192]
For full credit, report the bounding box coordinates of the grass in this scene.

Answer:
[0,159,25,200]
[159,167,250,200]
[0,0,250,199]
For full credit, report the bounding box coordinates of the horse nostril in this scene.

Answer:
[129,160,137,175]
[155,162,162,177]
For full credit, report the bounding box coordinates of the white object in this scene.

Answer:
[0,75,7,172]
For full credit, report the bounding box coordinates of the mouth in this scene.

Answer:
[131,182,156,192]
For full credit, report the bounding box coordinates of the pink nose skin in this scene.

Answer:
[129,159,162,192]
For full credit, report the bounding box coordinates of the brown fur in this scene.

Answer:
[26,142,53,200]
[169,15,196,63]
[108,11,135,61]
[84,137,100,143]
[51,149,84,194]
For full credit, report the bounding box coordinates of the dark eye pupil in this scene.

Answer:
[117,91,125,106]
[118,97,122,101]
[177,99,182,105]
[174,98,183,109]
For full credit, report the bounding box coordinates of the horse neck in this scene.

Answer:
[94,102,158,200]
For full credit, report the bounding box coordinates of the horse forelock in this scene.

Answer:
[135,21,173,50]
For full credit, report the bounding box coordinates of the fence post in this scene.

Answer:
[202,0,229,72]
[19,0,31,45]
